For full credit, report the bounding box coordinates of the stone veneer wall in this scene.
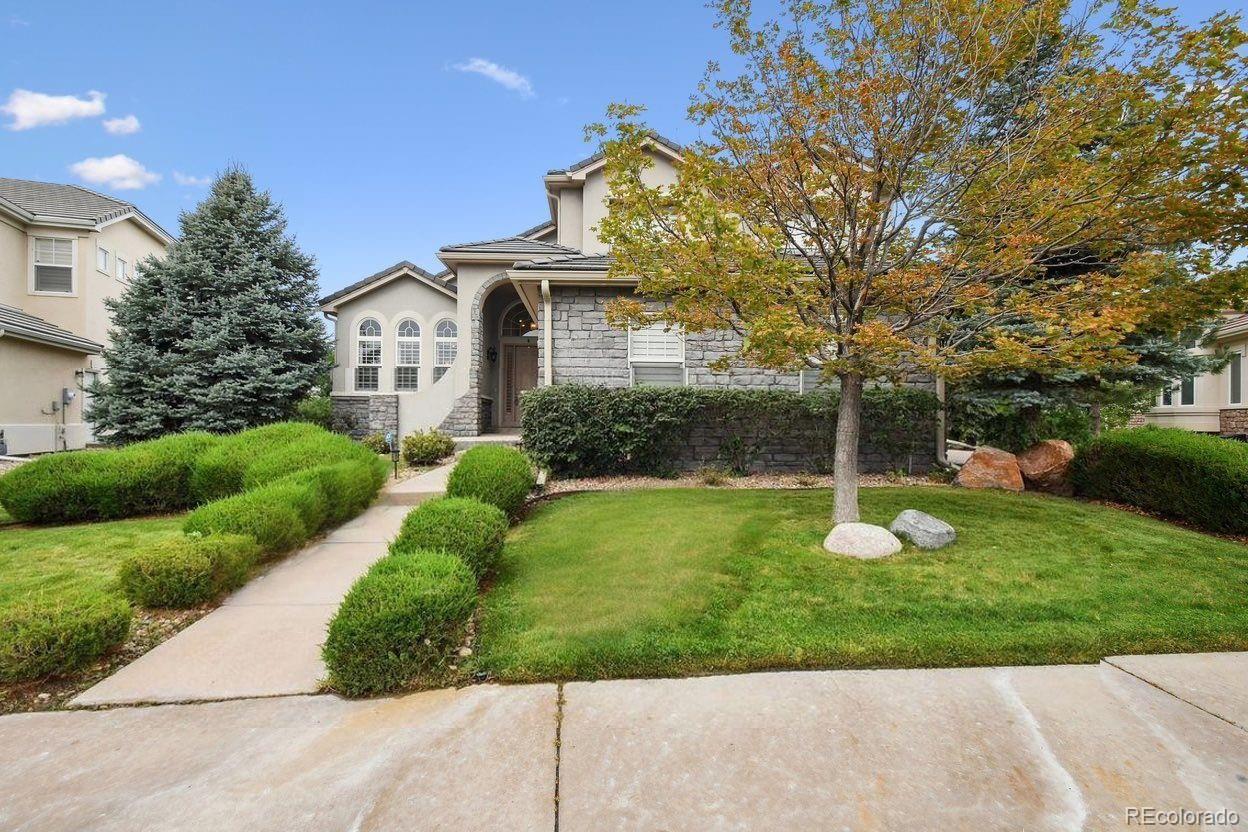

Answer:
[331,395,398,440]
[537,285,937,473]
[439,272,511,437]
[1220,408,1248,436]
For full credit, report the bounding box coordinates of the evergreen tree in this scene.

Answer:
[89,168,328,442]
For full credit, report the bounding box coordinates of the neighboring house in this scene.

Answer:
[320,135,936,458]
[1143,312,1248,436]
[0,179,172,454]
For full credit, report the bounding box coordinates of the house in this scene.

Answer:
[319,135,936,458]
[1143,312,1248,436]
[0,179,172,454]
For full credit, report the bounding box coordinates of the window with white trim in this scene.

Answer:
[1161,377,1195,407]
[395,319,421,391]
[433,319,457,382]
[1231,352,1243,405]
[96,246,109,273]
[628,322,685,387]
[355,318,382,391]
[116,257,128,281]
[33,237,74,294]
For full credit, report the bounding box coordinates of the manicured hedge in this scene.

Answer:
[390,497,508,580]
[445,445,536,518]
[119,535,260,607]
[322,550,477,696]
[402,429,456,466]
[0,592,132,681]
[0,432,220,523]
[1071,427,1248,535]
[520,384,940,477]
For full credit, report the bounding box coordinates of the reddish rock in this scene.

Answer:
[954,447,1024,492]
[1017,439,1075,495]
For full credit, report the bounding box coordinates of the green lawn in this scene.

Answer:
[472,488,1248,682]
[0,516,185,610]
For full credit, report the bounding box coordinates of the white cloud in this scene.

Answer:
[9,15,30,27]
[452,57,535,98]
[173,171,211,187]
[2,89,105,130]
[69,155,160,190]
[102,114,141,135]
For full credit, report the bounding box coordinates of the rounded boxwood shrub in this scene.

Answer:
[0,431,221,523]
[322,550,477,696]
[187,422,327,503]
[390,497,508,580]
[0,592,132,682]
[402,429,456,466]
[289,460,382,526]
[119,534,260,607]
[445,445,536,518]
[183,485,310,556]
[1071,427,1248,534]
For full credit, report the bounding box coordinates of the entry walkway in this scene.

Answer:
[72,462,456,706]
[6,653,1248,830]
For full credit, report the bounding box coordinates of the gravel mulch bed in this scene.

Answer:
[0,606,212,715]
[543,471,947,495]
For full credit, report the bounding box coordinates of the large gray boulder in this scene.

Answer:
[889,509,956,550]
[823,523,902,559]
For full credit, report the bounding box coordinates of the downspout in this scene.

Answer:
[541,280,553,386]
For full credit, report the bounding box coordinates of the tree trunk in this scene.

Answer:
[833,372,863,524]
[1090,403,1103,436]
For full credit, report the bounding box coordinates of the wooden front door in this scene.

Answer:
[502,343,539,427]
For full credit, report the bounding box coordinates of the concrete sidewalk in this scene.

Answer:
[9,653,1246,831]
[72,462,456,706]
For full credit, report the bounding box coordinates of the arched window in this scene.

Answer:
[501,303,536,337]
[355,318,382,391]
[395,319,420,391]
[434,319,458,382]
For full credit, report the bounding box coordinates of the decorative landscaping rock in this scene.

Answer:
[954,447,1024,492]
[1017,439,1075,495]
[822,523,902,559]
[889,509,956,550]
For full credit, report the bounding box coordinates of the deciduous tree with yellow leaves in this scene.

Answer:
[593,0,1248,525]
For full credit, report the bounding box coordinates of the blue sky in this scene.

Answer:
[1,0,1239,297]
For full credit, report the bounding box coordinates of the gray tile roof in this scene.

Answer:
[318,260,455,307]
[0,304,102,354]
[514,219,557,239]
[511,252,613,272]
[438,236,578,256]
[0,178,173,240]
[547,132,684,175]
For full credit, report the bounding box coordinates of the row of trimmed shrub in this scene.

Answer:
[520,383,940,477]
[0,423,389,683]
[0,422,382,524]
[323,444,536,696]
[1071,427,1248,535]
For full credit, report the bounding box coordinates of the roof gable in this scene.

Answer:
[319,261,456,310]
[0,178,173,243]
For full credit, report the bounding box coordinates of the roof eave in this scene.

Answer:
[0,327,102,355]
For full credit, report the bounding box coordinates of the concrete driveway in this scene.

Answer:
[3,653,1247,831]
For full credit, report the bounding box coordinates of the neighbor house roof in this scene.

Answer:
[437,236,579,257]
[0,178,174,243]
[546,132,684,176]
[318,260,456,310]
[0,304,102,354]
[511,252,613,273]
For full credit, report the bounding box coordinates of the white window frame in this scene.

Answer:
[116,256,128,282]
[96,245,110,274]
[1230,350,1243,406]
[627,323,687,387]
[1160,377,1195,408]
[395,318,421,391]
[354,318,383,392]
[30,235,77,296]
[434,318,458,370]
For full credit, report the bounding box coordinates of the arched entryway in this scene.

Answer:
[479,283,539,430]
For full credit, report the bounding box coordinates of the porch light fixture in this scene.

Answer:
[487,346,498,363]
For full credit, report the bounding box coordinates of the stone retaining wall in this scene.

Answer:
[331,395,398,439]
[1220,408,1248,436]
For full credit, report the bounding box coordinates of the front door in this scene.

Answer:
[502,344,539,427]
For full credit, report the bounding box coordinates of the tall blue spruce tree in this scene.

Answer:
[89,168,327,442]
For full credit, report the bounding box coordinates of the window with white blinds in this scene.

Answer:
[357,318,382,367]
[628,323,683,363]
[396,319,421,366]
[33,237,74,293]
[434,319,458,367]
